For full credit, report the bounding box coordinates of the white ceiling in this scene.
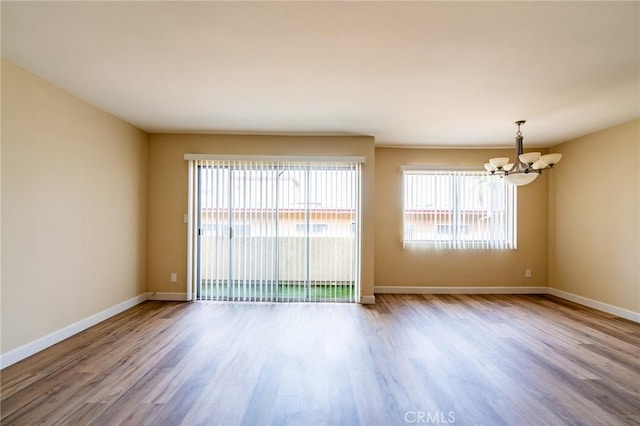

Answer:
[2,1,638,147]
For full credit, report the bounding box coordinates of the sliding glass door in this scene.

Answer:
[193,159,360,303]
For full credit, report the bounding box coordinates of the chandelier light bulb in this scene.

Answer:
[489,157,509,169]
[540,153,562,167]
[532,159,547,170]
[519,152,541,165]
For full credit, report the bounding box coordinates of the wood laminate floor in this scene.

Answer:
[1,294,639,425]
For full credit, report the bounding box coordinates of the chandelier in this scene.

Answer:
[484,120,562,186]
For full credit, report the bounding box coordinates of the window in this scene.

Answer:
[402,167,516,249]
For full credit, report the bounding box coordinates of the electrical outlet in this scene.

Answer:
[525,269,532,278]
[170,273,178,282]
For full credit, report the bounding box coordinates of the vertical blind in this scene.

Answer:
[186,156,362,303]
[402,167,516,249]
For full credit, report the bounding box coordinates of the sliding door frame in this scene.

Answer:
[186,154,364,303]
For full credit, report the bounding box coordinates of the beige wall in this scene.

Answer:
[147,134,375,299]
[1,61,148,353]
[548,119,639,313]
[374,148,548,287]
[2,58,636,364]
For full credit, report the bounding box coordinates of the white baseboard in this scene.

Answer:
[0,294,148,369]
[374,286,548,295]
[146,292,189,301]
[3,287,635,369]
[548,287,640,323]
[374,285,639,323]
[359,295,376,304]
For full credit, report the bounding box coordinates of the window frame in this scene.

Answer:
[401,166,517,249]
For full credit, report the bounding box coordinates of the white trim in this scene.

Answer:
[4,287,634,370]
[375,144,549,150]
[401,164,484,172]
[548,288,640,323]
[374,286,639,323]
[184,154,366,163]
[186,160,195,302]
[0,294,147,369]
[360,295,376,304]
[146,292,190,301]
[374,286,548,294]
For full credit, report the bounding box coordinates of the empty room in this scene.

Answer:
[1,2,639,425]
